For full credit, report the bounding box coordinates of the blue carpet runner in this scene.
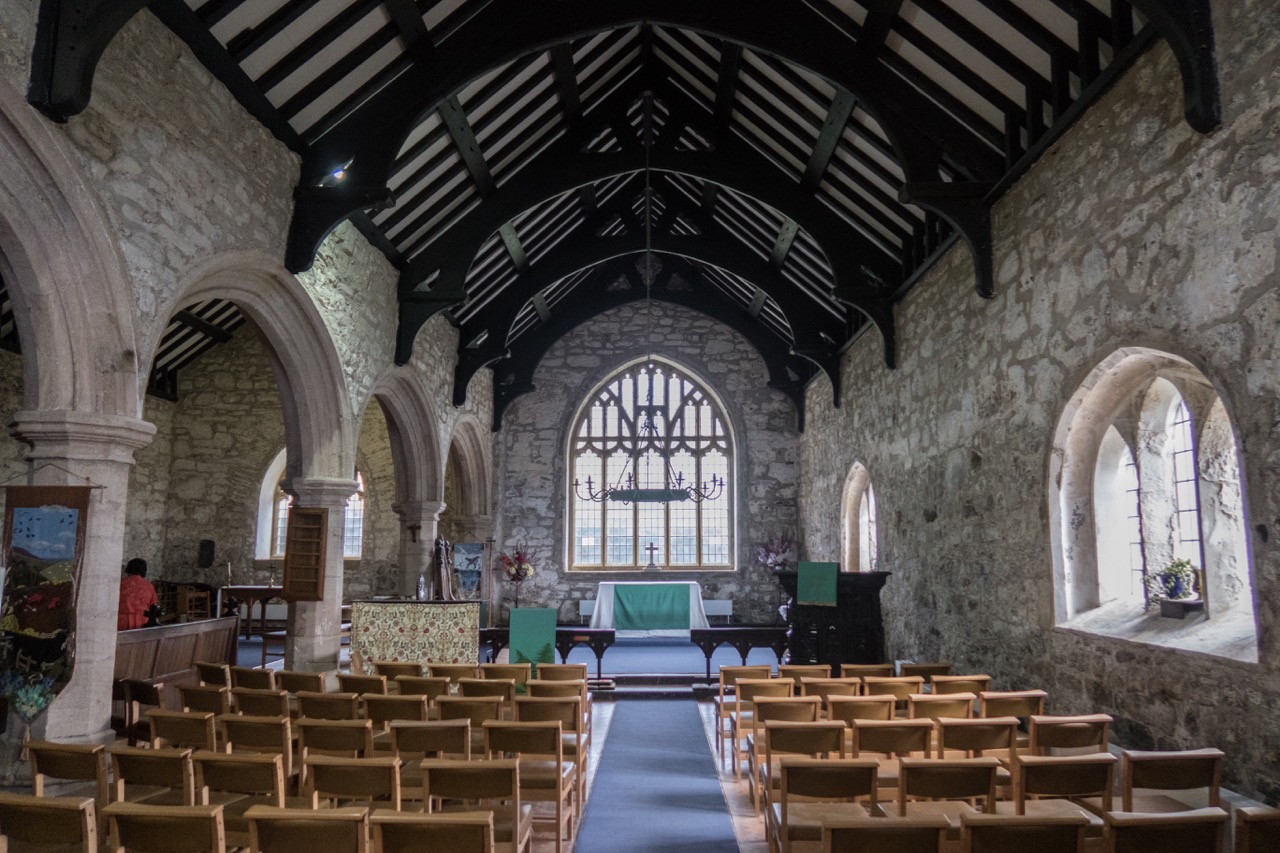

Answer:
[575,698,739,852]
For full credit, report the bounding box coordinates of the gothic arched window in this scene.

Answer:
[569,359,733,570]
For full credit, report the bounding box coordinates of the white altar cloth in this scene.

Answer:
[588,580,711,637]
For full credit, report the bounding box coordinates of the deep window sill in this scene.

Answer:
[1058,597,1258,663]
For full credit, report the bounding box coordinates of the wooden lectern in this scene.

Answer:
[774,570,889,666]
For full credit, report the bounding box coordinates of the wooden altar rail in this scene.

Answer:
[114,616,239,703]
[480,628,616,680]
[690,626,789,681]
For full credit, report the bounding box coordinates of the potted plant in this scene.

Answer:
[1148,557,1201,618]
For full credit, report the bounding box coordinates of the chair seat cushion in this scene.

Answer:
[517,759,575,790]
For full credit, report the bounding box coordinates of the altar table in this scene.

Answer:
[589,581,710,636]
[216,585,283,639]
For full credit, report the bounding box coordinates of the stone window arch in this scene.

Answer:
[568,357,734,570]
[1049,348,1256,661]
[841,463,878,572]
[257,449,364,559]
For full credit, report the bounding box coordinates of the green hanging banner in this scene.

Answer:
[797,561,839,606]
[508,607,557,675]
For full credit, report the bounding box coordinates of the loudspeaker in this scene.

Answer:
[197,539,215,568]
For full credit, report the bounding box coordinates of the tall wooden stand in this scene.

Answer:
[774,570,889,666]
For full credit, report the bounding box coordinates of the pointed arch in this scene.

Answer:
[841,462,878,573]
[446,414,493,517]
[366,368,444,507]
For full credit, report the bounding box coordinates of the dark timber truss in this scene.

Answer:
[24,0,1222,426]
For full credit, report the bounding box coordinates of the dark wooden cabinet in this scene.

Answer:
[774,570,889,666]
[282,507,327,601]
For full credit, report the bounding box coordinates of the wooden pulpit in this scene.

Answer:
[774,570,889,666]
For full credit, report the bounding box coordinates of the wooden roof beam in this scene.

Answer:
[439,96,495,196]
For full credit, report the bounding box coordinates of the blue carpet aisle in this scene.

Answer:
[575,698,739,853]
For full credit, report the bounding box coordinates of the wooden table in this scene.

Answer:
[217,585,284,639]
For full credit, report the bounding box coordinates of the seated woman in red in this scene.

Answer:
[118,558,159,630]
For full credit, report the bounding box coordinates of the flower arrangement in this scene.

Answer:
[1148,556,1198,604]
[498,543,535,584]
[1,672,56,723]
[755,530,796,571]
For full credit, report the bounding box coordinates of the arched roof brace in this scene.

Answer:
[1128,0,1221,133]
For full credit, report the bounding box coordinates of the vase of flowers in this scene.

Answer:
[498,542,535,611]
[755,530,796,571]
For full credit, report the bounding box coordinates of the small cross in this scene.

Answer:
[644,541,659,570]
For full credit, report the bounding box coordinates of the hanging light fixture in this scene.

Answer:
[573,93,724,506]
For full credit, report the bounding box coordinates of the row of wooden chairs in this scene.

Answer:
[194,661,588,693]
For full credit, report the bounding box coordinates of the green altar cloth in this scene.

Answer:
[614,583,691,631]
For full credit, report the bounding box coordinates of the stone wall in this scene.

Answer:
[351,401,400,599]
[122,397,174,569]
[495,298,798,625]
[798,12,1280,801]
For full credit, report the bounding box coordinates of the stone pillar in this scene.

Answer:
[7,411,156,747]
[282,477,356,672]
[392,500,445,597]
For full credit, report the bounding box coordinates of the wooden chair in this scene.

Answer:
[525,680,591,739]
[862,676,926,712]
[277,671,326,695]
[1119,748,1223,813]
[745,696,823,814]
[372,661,423,680]
[996,753,1116,838]
[102,802,225,853]
[108,747,197,807]
[931,674,992,695]
[297,692,360,721]
[149,710,219,751]
[195,663,231,688]
[181,685,233,717]
[244,805,369,853]
[960,812,1088,853]
[0,791,97,853]
[296,719,377,789]
[511,697,588,811]
[532,664,587,682]
[821,815,948,853]
[233,689,291,718]
[713,665,772,765]
[827,694,897,724]
[364,695,431,728]
[1235,806,1280,853]
[898,662,953,680]
[304,756,402,811]
[479,663,531,688]
[768,757,877,853]
[1102,807,1228,853]
[979,690,1048,719]
[429,664,479,683]
[419,759,533,853]
[27,741,109,825]
[777,664,832,684]
[371,811,494,853]
[935,717,1019,793]
[458,678,516,704]
[483,721,575,853]
[336,674,388,696]
[756,721,847,818]
[118,680,166,747]
[798,677,862,704]
[392,676,450,705]
[850,718,936,793]
[907,693,976,721]
[893,756,1001,839]
[193,752,301,848]
[219,715,296,784]
[1028,714,1112,756]
[391,720,473,804]
[230,667,276,691]
[729,678,793,780]
[839,664,894,678]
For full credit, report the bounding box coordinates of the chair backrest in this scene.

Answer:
[27,741,108,808]
[1102,807,1228,853]
[862,676,926,701]
[108,747,196,806]
[960,813,1088,853]
[850,719,934,757]
[736,678,793,710]
[0,792,97,853]
[526,679,588,699]
[764,721,847,761]
[149,710,219,751]
[195,662,230,687]
[297,719,376,770]
[419,758,520,805]
[907,693,976,721]
[304,756,402,810]
[799,677,862,701]
[979,689,1048,718]
[1121,748,1223,810]
[778,757,877,807]
[827,695,896,725]
[479,663,531,685]
[371,811,494,853]
[754,695,824,725]
[180,685,232,716]
[119,680,167,746]
[482,720,563,761]
[436,696,505,727]
[102,802,225,853]
[219,715,294,778]
[372,661,423,679]
[717,665,773,704]
[390,720,472,760]
[821,816,947,853]
[230,667,276,691]
[936,716,1019,759]
[244,805,369,853]
[277,671,326,694]
[193,752,287,802]
[931,674,992,695]
[511,696,582,732]
[533,663,588,682]
[898,662,952,679]
[1234,806,1280,853]
[297,692,360,720]
[232,688,291,717]
[777,664,832,684]
[428,664,479,682]
[1028,714,1112,755]
[336,674,388,696]
[1013,753,1117,813]
[392,676,450,702]
[897,757,999,815]
[457,678,515,702]
[363,694,430,727]
[838,664,894,679]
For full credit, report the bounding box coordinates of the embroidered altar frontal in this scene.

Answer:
[349,600,480,674]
